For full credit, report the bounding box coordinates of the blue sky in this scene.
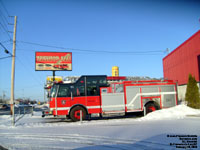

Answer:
[0,0,200,101]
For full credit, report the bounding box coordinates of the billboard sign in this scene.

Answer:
[35,52,72,71]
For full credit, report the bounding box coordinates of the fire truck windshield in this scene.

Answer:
[50,84,58,98]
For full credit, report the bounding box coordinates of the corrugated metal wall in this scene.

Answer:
[163,30,200,85]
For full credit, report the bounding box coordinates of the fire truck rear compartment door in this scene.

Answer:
[101,93,125,112]
[125,86,142,110]
[160,85,177,107]
[126,85,160,110]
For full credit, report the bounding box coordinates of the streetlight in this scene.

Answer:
[0,42,13,60]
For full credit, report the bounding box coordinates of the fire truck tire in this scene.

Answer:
[145,103,157,115]
[70,106,86,122]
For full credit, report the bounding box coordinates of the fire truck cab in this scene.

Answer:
[48,75,177,121]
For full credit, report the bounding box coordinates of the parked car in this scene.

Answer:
[0,104,10,110]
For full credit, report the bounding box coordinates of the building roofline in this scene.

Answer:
[163,30,200,61]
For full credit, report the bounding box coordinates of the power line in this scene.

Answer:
[0,42,13,60]
[18,40,68,50]
[0,20,9,34]
[0,56,12,60]
[0,8,9,25]
[0,39,12,44]
[17,40,165,54]
[15,56,44,86]
[0,12,9,31]
[0,0,10,16]
[0,22,12,40]
[16,48,163,56]
[0,42,8,50]
[0,0,12,41]
[0,42,12,55]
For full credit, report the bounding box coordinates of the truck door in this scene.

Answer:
[85,77,101,113]
[71,77,87,106]
[56,84,71,115]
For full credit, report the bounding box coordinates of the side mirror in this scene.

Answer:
[47,93,50,98]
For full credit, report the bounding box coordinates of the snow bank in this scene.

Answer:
[1,104,200,128]
[0,104,200,150]
[138,104,200,121]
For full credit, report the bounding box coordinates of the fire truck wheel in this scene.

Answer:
[145,103,157,114]
[70,106,86,122]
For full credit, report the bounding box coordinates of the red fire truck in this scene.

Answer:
[45,75,177,121]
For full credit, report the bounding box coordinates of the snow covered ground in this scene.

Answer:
[0,104,200,150]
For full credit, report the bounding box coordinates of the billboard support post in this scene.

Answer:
[53,71,55,81]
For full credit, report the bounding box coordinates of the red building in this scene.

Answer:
[163,30,200,85]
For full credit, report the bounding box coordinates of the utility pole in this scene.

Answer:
[10,16,17,126]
